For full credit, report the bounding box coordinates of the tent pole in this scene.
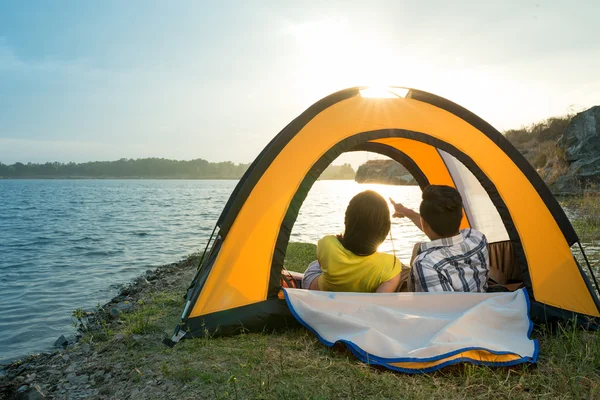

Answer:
[164,223,220,347]
[185,224,218,292]
[196,224,218,272]
[577,241,600,298]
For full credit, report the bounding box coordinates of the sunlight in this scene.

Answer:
[360,87,409,98]
[360,87,396,98]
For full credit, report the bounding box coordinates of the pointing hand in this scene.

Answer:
[389,198,411,218]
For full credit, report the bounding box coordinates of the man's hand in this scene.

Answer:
[390,198,423,231]
[389,198,411,218]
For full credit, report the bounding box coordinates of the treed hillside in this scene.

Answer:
[0,158,250,179]
[0,158,356,180]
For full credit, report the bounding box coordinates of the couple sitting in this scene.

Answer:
[301,185,489,293]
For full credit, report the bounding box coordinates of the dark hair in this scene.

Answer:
[340,190,391,256]
[419,185,463,237]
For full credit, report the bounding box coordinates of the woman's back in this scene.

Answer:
[317,235,401,292]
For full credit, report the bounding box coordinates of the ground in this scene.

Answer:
[2,201,600,399]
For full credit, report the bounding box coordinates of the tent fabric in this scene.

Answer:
[438,149,510,243]
[177,87,600,345]
[283,288,539,373]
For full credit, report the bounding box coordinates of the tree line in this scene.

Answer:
[0,158,249,179]
[0,158,356,180]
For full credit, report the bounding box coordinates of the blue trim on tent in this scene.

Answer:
[282,288,539,373]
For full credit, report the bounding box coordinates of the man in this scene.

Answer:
[390,185,489,292]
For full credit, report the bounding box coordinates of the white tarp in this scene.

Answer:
[283,288,538,372]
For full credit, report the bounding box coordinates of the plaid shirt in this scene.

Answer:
[412,228,489,292]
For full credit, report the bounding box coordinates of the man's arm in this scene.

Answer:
[390,198,423,231]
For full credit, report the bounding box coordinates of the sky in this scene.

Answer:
[0,1,598,166]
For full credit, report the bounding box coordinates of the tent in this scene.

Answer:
[172,86,600,345]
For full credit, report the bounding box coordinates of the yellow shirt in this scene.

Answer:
[317,235,401,292]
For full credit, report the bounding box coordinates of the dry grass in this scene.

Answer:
[504,115,573,186]
[504,116,572,151]
[534,142,570,185]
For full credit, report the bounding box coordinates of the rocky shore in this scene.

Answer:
[355,159,417,185]
[0,255,198,400]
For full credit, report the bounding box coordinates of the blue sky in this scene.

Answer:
[0,1,598,165]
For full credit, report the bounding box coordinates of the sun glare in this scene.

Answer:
[360,87,409,98]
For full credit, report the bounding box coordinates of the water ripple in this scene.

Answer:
[0,179,234,363]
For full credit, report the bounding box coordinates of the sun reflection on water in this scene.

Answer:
[291,181,428,263]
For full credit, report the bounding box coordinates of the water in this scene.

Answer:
[0,179,426,363]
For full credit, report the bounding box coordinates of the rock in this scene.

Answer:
[23,386,45,400]
[558,106,600,162]
[135,277,150,286]
[110,301,133,316]
[78,343,91,355]
[54,335,69,349]
[552,175,583,195]
[68,373,89,386]
[92,370,105,383]
[554,105,600,192]
[65,363,79,373]
[355,159,417,185]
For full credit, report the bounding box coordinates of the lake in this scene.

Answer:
[0,179,427,363]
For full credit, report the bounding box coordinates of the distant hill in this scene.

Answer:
[319,163,356,180]
[0,158,250,179]
[0,158,356,180]
[355,159,416,185]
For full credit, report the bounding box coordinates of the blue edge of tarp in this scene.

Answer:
[282,288,540,374]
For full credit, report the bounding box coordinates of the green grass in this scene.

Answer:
[283,243,316,273]
[71,241,600,399]
[563,190,600,243]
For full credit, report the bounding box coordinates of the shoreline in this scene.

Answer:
[0,177,355,181]
[0,254,200,399]
[1,240,599,399]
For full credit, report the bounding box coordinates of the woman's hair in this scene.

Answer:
[340,190,391,256]
[419,185,463,237]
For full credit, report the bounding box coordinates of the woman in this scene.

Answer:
[302,190,402,293]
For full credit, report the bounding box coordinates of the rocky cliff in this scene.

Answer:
[355,159,417,185]
[551,106,600,194]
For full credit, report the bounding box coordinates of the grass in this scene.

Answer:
[563,190,600,243]
[503,115,573,186]
[284,243,317,273]
[69,242,600,400]
[562,189,600,280]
